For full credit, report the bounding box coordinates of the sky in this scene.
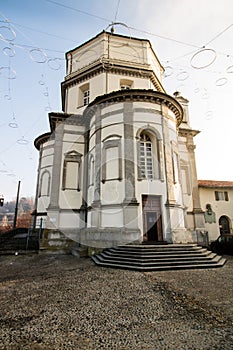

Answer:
[0,0,233,201]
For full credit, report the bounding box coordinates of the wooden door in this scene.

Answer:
[142,195,163,242]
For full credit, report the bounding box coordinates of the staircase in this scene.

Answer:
[91,244,226,271]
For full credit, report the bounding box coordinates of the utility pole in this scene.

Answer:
[13,180,21,229]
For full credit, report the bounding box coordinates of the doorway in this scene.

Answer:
[146,212,158,241]
[142,195,163,242]
[219,215,230,235]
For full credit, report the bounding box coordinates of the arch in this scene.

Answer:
[136,125,162,141]
[102,134,122,142]
[219,215,231,235]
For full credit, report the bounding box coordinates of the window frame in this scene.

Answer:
[101,137,122,183]
[215,191,229,201]
[39,170,51,197]
[83,89,90,106]
[62,151,82,191]
[139,133,154,180]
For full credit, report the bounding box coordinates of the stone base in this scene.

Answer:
[40,227,142,254]
[171,228,195,244]
[40,229,75,254]
[75,227,142,249]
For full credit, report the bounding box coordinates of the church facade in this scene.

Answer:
[33,31,206,252]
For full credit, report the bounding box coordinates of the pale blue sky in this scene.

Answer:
[1,0,233,200]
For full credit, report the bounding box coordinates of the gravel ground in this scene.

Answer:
[0,253,232,350]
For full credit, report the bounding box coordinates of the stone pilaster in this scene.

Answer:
[123,102,139,232]
[48,123,64,210]
[93,106,102,204]
[32,148,42,228]
[92,106,102,227]
[187,136,205,230]
[123,101,137,203]
[46,123,64,229]
[161,104,176,205]
[79,129,90,229]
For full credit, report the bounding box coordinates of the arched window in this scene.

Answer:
[39,170,51,197]
[89,154,94,186]
[139,133,154,179]
[137,128,163,181]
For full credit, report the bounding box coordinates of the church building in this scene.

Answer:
[33,31,206,253]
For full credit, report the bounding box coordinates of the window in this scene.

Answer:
[140,133,153,179]
[121,85,131,90]
[78,83,90,107]
[215,191,229,201]
[62,151,82,190]
[105,147,119,179]
[172,152,179,184]
[120,79,133,90]
[137,129,163,181]
[39,170,51,197]
[64,161,79,189]
[89,155,94,186]
[83,89,90,106]
[101,137,122,183]
[181,164,191,194]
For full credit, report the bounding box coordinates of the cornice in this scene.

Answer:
[178,127,200,137]
[34,112,86,150]
[62,61,164,92]
[34,132,52,150]
[48,112,85,131]
[61,60,165,110]
[84,89,183,126]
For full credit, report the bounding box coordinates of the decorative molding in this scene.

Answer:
[84,89,183,126]
[187,144,196,152]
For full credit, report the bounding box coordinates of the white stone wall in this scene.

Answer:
[199,186,233,241]
[37,141,54,213]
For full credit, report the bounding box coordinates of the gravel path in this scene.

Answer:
[0,253,232,349]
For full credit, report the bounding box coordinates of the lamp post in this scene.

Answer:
[13,181,21,229]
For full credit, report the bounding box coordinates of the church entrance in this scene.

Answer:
[142,195,163,242]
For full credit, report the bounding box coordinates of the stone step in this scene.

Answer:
[104,250,211,259]
[94,253,223,266]
[109,244,204,253]
[91,244,226,271]
[101,251,218,262]
[92,256,226,271]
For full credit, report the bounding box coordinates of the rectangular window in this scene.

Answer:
[106,147,119,180]
[120,79,133,90]
[140,141,153,179]
[215,191,229,201]
[83,90,90,106]
[172,152,179,184]
[121,85,131,90]
[78,83,90,107]
[65,161,79,189]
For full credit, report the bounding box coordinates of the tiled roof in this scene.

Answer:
[198,180,233,188]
